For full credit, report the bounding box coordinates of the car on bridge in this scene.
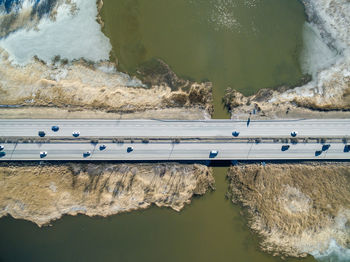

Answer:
[38,131,46,137]
[281,145,290,151]
[72,131,80,137]
[210,150,218,158]
[0,145,4,151]
[232,131,240,137]
[322,144,331,151]
[127,146,134,153]
[99,144,106,151]
[315,150,322,157]
[40,151,47,158]
[83,151,91,157]
[51,126,59,132]
[290,131,298,137]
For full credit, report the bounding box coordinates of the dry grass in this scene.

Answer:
[0,162,214,227]
[227,163,350,257]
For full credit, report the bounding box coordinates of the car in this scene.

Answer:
[40,151,47,158]
[315,150,322,157]
[322,144,331,151]
[83,151,91,157]
[281,145,290,151]
[209,150,218,158]
[0,145,4,151]
[72,131,80,137]
[38,131,46,137]
[232,131,240,137]
[290,131,298,137]
[0,151,5,158]
[51,126,59,132]
[344,145,350,153]
[99,144,107,151]
[127,146,134,153]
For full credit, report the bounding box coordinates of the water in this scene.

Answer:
[0,1,322,261]
[100,0,306,118]
[0,167,316,262]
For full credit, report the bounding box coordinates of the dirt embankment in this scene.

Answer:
[0,162,214,227]
[227,163,350,258]
[223,84,350,120]
[0,49,212,119]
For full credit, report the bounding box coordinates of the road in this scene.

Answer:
[0,119,350,138]
[0,141,349,161]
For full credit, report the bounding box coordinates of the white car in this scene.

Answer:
[72,131,80,137]
[40,151,47,158]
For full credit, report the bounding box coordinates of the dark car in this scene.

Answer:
[127,146,134,153]
[51,126,59,132]
[232,131,240,137]
[281,145,290,151]
[344,145,350,153]
[0,151,6,158]
[290,131,298,137]
[38,131,46,137]
[209,150,218,158]
[72,131,80,137]
[315,150,322,157]
[322,144,331,151]
[40,151,48,158]
[0,145,4,151]
[83,151,91,158]
[99,145,107,151]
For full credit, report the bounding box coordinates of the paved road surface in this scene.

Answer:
[0,142,349,161]
[0,119,349,138]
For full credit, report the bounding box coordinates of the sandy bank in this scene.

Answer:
[223,87,350,120]
[0,49,212,119]
[0,162,214,227]
[227,163,350,258]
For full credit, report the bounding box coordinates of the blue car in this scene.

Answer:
[51,126,59,132]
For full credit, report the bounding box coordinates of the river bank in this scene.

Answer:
[0,162,214,227]
[0,49,212,119]
[227,163,350,260]
[223,0,350,120]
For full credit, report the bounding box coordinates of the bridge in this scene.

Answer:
[0,119,349,161]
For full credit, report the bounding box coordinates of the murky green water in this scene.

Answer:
[101,0,306,118]
[0,167,315,262]
[0,1,314,261]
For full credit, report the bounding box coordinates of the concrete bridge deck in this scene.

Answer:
[0,119,349,161]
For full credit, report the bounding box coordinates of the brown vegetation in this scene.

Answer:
[0,162,214,227]
[0,52,213,117]
[227,163,350,257]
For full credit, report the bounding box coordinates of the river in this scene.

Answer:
[100,0,306,118]
[0,0,317,261]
